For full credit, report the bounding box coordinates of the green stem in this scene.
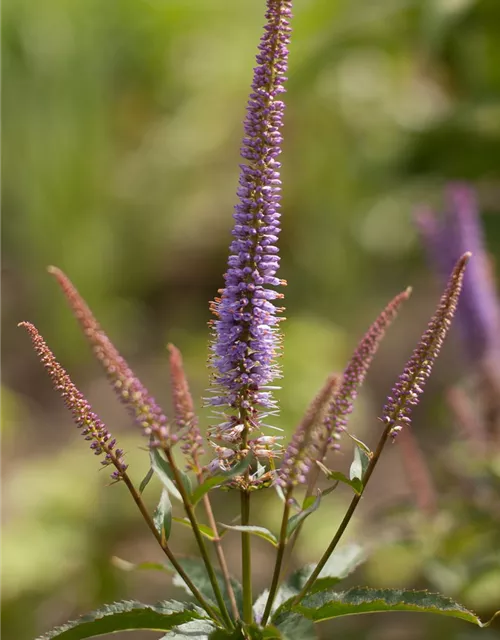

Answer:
[120,472,221,623]
[165,450,234,629]
[261,488,292,627]
[200,486,240,620]
[241,490,253,624]
[292,422,392,605]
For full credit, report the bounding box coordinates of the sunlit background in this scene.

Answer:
[3,0,500,638]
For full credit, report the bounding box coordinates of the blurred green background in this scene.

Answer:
[2,0,500,638]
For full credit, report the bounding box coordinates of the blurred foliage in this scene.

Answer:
[2,0,500,638]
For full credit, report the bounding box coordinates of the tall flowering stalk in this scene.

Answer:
[168,344,204,473]
[20,3,499,638]
[382,253,470,437]
[278,374,339,490]
[208,0,292,477]
[48,266,170,446]
[18,322,128,480]
[320,287,412,457]
[293,254,471,606]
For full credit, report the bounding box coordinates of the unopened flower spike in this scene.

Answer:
[278,374,339,490]
[382,253,471,438]
[168,343,204,473]
[18,322,128,480]
[415,184,500,364]
[322,287,412,454]
[48,266,170,447]
[207,0,292,471]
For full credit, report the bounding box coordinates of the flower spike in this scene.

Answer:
[382,253,471,438]
[323,287,412,453]
[168,343,204,472]
[18,322,128,480]
[278,374,339,489]
[208,0,292,455]
[48,266,170,446]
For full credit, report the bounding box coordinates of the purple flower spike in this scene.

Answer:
[208,0,292,446]
[382,253,471,438]
[48,267,170,446]
[323,287,412,453]
[415,185,500,364]
[19,322,128,480]
[278,374,339,489]
[168,343,204,473]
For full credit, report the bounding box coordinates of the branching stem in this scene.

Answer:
[165,450,234,628]
[292,422,392,604]
[119,471,221,623]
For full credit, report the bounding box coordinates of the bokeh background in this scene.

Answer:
[2,0,500,638]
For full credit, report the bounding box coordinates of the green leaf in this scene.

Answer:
[345,432,372,454]
[286,493,321,538]
[286,544,367,594]
[160,618,217,639]
[172,517,221,541]
[112,556,243,616]
[349,445,370,483]
[282,587,500,627]
[112,557,170,573]
[253,587,298,626]
[208,622,283,640]
[139,466,154,494]
[37,600,206,639]
[273,613,317,640]
[150,447,192,502]
[316,461,362,495]
[190,455,254,506]
[219,524,278,547]
[153,489,172,540]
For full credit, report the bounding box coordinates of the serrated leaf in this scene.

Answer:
[208,626,245,639]
[286,493,321,538]
[280,587,500,627]
[37,600,206,639]
[316,462,362,495]
[286,544,367,594]
[172,517,221,541]
[349,445,370,483]
[219,524,278,547]
[190,455,254,506]
[150,447,192,502]
[139,466,154,494]
[253,587,298,626]
[273,613,317,640]
[153,489,172,540]
[160,618,217,639]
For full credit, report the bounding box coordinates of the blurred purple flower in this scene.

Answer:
[208,1,292,447]
[415,184,500,364]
